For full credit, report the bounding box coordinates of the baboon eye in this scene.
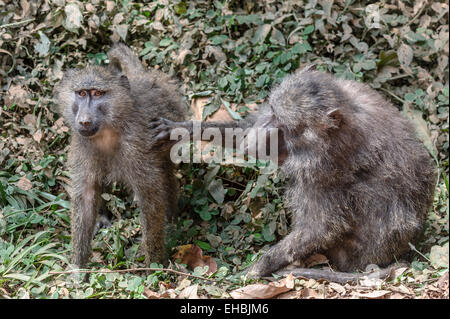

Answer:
[78,90,87,97]
[93,90,104,97]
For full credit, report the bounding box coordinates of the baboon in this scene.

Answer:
[149,67,436,282]
[54,43,188,269]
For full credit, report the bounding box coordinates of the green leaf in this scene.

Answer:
[291,42,312,54]
[404,93,416,102]
[218,77,228,89]
[222,99,242,120]
[195,241,211,251]
[159,38,173,47]
[208,178,226,204]
[202,101,220,120]
[209,35,228,45]
[174,2,187,15]
[262,223,275,242]
[270,28,285,46]
[402,104,437,158]
[199,208,212,221]
[140,42,155,56]
[302,25,314,35]
[252,24,271,44]
[256,74,269,88]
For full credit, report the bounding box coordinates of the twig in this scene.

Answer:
[386,74,413,81]
[379,87,407,104]
[0,18,35,28]
[49,267,220,282]
[406,0,429,27]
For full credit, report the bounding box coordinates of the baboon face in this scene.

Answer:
[56,65,132,137]
[72,88,106,136]
[268,71,345,147]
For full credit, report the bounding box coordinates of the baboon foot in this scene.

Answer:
[246,252,282,279]
[94,213,112,234]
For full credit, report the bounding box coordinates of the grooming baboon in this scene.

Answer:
[54,43,188,269]
[149,67,436,282]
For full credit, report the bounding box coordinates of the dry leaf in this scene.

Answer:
[144,289,161,299]
[392,267,408,279]
[105,1,115,11]
[305,253,329,267]
[190,97,211,120]
[190,97,240,122]
[389,293,407,299]
[390,284,413,295]
[230,283,291,299]
[437,271,449,289]
[64,3,83,32]
[32,129,43,143]
[277,291,302,299]
[359,276,384,288]
[16,176,32,191]
[397,43,414,69]
[23,114,37,127]
[300,287,322,298]
[230,274,294,299]
[429,243,449,269]
[5,85,28,107]
[175,49,192,65]
[178,284,199,299]
[172,244,217,274]
[329,282,346,295]
[279,273,295,289]
[353,290,390,299]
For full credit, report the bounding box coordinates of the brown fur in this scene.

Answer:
[54,43,188,268]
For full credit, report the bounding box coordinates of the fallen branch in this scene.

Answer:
[271,263,407,284]
[0,18,36,28]
[49,267,219,282]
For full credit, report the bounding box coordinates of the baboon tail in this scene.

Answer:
[271,263,406,284]
[107,43,145,76]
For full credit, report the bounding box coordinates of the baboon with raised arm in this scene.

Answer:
[150,67,436,282]
[54,43,188,269]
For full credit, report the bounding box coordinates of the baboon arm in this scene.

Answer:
[150,118,251,146]
[149,115,288,164]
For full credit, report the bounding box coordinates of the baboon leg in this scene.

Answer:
[136,187,167,266]
[162,159,179,221]
[247,229,330,278]
[71,179,102,268]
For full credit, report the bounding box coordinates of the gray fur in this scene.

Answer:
[150,67,436,279]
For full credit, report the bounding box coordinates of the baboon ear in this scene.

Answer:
[326,108,343,129]
[109,57,124,75]
[119,75,130,90]
[61,68,77,81]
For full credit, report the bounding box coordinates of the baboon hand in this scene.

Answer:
[149,117,177,146]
